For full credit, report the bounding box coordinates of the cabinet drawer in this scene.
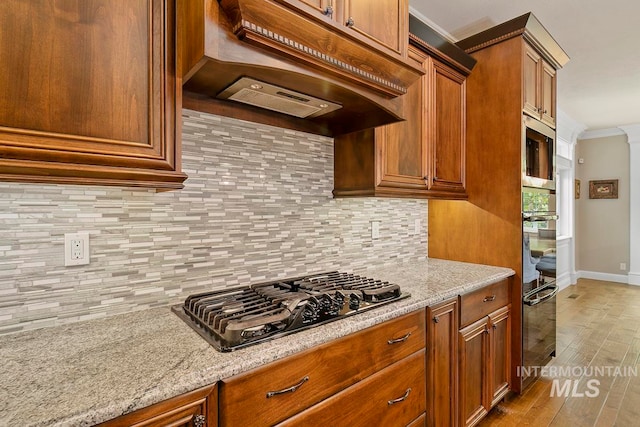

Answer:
[219,311,425,427]
[277,350,426,427]
[460,279,510,327]
[408,413,427,427]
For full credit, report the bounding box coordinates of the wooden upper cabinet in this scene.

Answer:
[523,43,557,128]
[541,60,557,128]
[429,58,466,195]
[0,0,186,190]
[341,0,406,56]
[298,0,337,20]
[333,44,468,199]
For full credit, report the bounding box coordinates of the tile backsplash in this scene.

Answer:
[0,110,428,334]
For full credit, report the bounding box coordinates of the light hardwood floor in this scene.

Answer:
[479,278,640,426]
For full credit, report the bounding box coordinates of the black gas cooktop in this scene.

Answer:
[172,271,409,352]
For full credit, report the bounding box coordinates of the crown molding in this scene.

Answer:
[557,108,586,144]
[408,6,456,42]
[619,124,640,144]
[578,127,626,140]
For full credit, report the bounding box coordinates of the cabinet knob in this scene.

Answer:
[433,316,439,323]
[322,5,333,18]
[492,324,497,330]
[193,414,206,427]
[346,17,355,27]
[543,109,548,114]
[483,295,496,302]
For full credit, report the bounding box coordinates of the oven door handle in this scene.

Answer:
[523,284,558,306]
[522,213,559,222]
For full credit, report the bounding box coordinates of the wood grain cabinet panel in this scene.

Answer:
[341,0,406,56]
[459,279,509,328]
[333,45,468,199]
[459,317,489,427]
[458,304,511,427]
[428,59,467,195]
[523,43,556,128]
[0,0,186,189]
[426,298,459,427]
[219,311,425,427]
[277,350,426,427]
[489,306,511,407]
[98,384,217,427]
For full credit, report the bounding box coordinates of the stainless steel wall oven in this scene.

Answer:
[521,189,558,388]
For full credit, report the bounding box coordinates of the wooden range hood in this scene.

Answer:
[178,0,424,137]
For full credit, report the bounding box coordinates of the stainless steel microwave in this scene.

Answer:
[522,116,555,190]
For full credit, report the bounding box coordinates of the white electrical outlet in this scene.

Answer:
[371,221,380,239]
[620,262,627,271]
[65,232,90,266]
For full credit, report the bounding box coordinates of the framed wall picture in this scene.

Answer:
[589,179,618,199]
[575,179,581,199]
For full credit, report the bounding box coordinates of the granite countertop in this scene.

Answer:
[0,258,513,427]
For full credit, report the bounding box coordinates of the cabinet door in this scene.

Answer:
[426,299,459,427]
[540,60,556,128]
[375,47,428,192]
[523,44,541,120]
[298,0,336,20]
[342,0,407,56]
[458,318,489,427]
[0,0,185,189]
[427,59,466,195]
[98,384,217,427]
[489,305,511,407]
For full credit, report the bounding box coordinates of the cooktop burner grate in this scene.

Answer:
[172,271,409,352]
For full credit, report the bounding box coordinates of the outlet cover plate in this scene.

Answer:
[65,232,90,266]
[371,221,380,239]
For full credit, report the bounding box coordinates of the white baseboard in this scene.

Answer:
[576,270,629,284]
[628,272,640,286]
[555,272,572,291]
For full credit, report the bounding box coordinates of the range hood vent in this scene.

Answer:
[218,78,342,118]
[178,1,425,136]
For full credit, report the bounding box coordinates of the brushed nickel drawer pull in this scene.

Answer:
[388,388,411,405]
[483,295,496,302]
[266,376,309,398]
[387,332,412,345]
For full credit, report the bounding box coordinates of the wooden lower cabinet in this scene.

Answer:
[458,305,511,427]
[276,350,426,427]
[489,306,511,406]
[219,311,425,427]
[459,317,490,427]
[98,384,217,427]
[426,298,458,426]
[408,413,427,427]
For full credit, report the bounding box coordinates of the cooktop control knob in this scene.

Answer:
[349,293,361,310]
